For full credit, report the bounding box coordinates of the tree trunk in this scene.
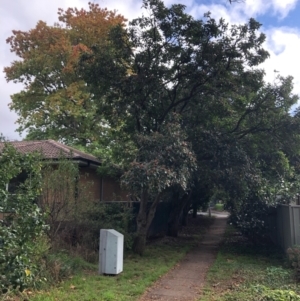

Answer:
[132,191,161,255]
[181,200,192,226]
[168,192,192,237]
[133,228,147,255]
[192,202,197,218]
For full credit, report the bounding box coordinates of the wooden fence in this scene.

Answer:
[271,205,300,251]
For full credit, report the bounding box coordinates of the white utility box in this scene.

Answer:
[99,229,124,275]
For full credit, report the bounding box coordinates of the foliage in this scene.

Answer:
[287,246,300,281]
[38,158,134,252]
[252,285,300,301]
[121,119,196,197]
[4,3,126,145]
[229,166,300,242]
[78,202,134,252]
[81,0,300,249]
[121,118,196,254]
[39,158,92,241]
[0,142,48,293]
[229,191,273,242]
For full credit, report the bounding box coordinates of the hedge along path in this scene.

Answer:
[138,215,228,301]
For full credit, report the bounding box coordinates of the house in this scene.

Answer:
[0,140,129,203]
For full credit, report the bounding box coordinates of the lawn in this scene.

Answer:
[200,226,300,301]
[29,244,188,301]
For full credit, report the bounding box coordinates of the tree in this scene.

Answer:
[188,74,300,240]
[4,3,126,145]
[82,1,269,136]
[121,119,196,254]
[81,0,299,249]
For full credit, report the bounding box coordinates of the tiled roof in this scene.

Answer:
[0,140,101,165]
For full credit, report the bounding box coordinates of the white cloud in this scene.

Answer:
[99,0,142,20]
[262,27,300,96]
[271,0,298,19]
[189,3,246,24]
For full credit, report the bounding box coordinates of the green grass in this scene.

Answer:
[214,203,224,211]
[11,216,214,301]
[200,226,300,301]
[28,245,190,301]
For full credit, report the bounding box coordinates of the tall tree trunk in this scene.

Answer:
[133,191,161,255]
[181,199,192,226]
[192,202,198,218]
[168,192,192,237]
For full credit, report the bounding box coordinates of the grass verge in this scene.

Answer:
[200,226,300,301]
[2,215,214,301]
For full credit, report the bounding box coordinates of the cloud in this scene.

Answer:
[177,1,300,99]
[262,27,300,96]
[271,0,298,19]
[98,0,142,20]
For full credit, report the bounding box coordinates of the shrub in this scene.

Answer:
[287,246,300,281]
[0,142,48,293]
[39,157,93,242]
[252,285,300,301]
[229,192,273,243]
[48,201,134,261]
[78,202,134,252]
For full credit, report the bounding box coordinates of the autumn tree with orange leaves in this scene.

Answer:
[4,3,126,145]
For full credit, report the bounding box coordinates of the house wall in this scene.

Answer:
[0,164,130,221]
[79,166,101,201]
[79,167,130,202]
[101,177,130,202]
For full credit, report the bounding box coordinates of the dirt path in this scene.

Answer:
[138,216,228,301]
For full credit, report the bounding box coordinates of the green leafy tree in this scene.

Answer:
[78,0,271,245]
[121,119,196,254]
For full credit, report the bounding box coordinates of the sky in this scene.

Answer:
[1,0,300,140]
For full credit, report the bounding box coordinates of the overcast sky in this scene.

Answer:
[1,0,300,140]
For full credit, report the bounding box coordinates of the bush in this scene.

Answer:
[39,157,93,242]
[0,142,48,293]
[287,246,300,281]
[252,285,300,301]
[78,202,134,252]
[50,202,134,260]
[229,192,273,243]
